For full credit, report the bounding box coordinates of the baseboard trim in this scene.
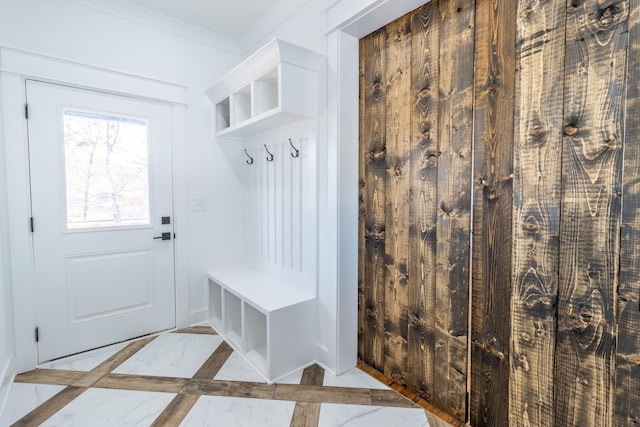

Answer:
[0,356,15,423]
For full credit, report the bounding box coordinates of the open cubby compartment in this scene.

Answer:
[223,289,243,350]
[209,279,224,332]
[215,97,230,132]
[230,85,251,126]
[206,39,324,138]
[244,303,268,374]
[252,67,279,117]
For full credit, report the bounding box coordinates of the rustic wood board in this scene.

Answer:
[433,0,475,422]
[555,1,628,426]
[150,394,199,427]
[361,27,388,373]
[358,27,367,362]
[509,1,566,426]
[383,12,412,387]
[469,0,516,425]
[407,0,439,403]
[616,0,640,424]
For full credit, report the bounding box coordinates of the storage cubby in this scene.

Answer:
[215,97,230,132]
[209,280,223,331]
[244,303,267,373]
[207,269,316,383]
[252,67,279,117]
[207,38,322,138]
[230,85,251,126]
[224,290,243,349]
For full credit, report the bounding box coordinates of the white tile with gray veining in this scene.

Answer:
[112,333,223,378]
[318,403,429,427]
[322,367,390,390]
[39,342,129,372]
[0,382,66,426]
[179,395,296,427]
[213,352,303,384]
[41,388,175,427]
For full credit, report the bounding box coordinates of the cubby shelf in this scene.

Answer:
[206,38,323,139]
[208,268,316,383]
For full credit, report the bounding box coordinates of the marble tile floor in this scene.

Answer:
[1,326,454,427]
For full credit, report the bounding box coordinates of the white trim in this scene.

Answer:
[2,51,189,373]
[171,104,190,329]
[188,308,210,326]
[0,359,15,424]
[0,46,187,105]
[2,72,36,373]
[332,31,359,375]
[327,0,428,38]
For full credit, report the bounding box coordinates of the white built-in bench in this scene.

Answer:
[207,267,316,383]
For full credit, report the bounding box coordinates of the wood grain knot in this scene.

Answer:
[520,7,533,18]
[564,124,578,136]
[598,7,615,26]
[364,228,386,242]
[418,88,431,100]
[523,216,539,232]
[529,126,545,138]
[428,154,438,165]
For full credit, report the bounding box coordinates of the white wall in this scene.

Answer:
[0,0,245,372]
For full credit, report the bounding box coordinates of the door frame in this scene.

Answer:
[321,0,426,374]
[1,46,189,373]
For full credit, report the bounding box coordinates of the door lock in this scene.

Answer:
[153,232,171,241]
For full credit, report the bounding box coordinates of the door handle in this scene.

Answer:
[153,232,171,241]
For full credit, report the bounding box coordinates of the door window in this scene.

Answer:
[63,109,150,230]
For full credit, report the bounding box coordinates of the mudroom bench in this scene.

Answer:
[207,267,315,383]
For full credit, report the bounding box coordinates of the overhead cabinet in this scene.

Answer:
[206,38,321,138]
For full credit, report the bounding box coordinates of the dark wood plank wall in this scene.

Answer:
[617,0,640,424]
[407,1,438,404]
[358,0,640,425]
[555,1,628,426]
[470,0,515,425]
[383,15,411,386]
[361,26,387,374]
[433,0,475,422]
[510,1,566,426]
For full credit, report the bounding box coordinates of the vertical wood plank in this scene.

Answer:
[407,1,439,403]
[470,0,516,425]
[361,28,388,372]
[616,0,640,424]
[358,35,367,361]
[434,0,475,421]
[556,1,628,426]
[383,13,412,387]
[509,1,566,426]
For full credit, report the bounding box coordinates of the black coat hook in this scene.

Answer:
[244,149,254,165]
[289,138,300,158]
[264,144,274,162]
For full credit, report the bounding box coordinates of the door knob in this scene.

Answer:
[153,232,171,240]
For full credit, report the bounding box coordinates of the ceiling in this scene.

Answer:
[124,0,284,39]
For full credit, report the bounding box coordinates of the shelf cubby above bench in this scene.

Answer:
[206,38,322,139]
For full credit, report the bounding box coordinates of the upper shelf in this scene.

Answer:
[206,38,324,139]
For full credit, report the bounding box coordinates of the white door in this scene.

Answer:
[26,80,176,363]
